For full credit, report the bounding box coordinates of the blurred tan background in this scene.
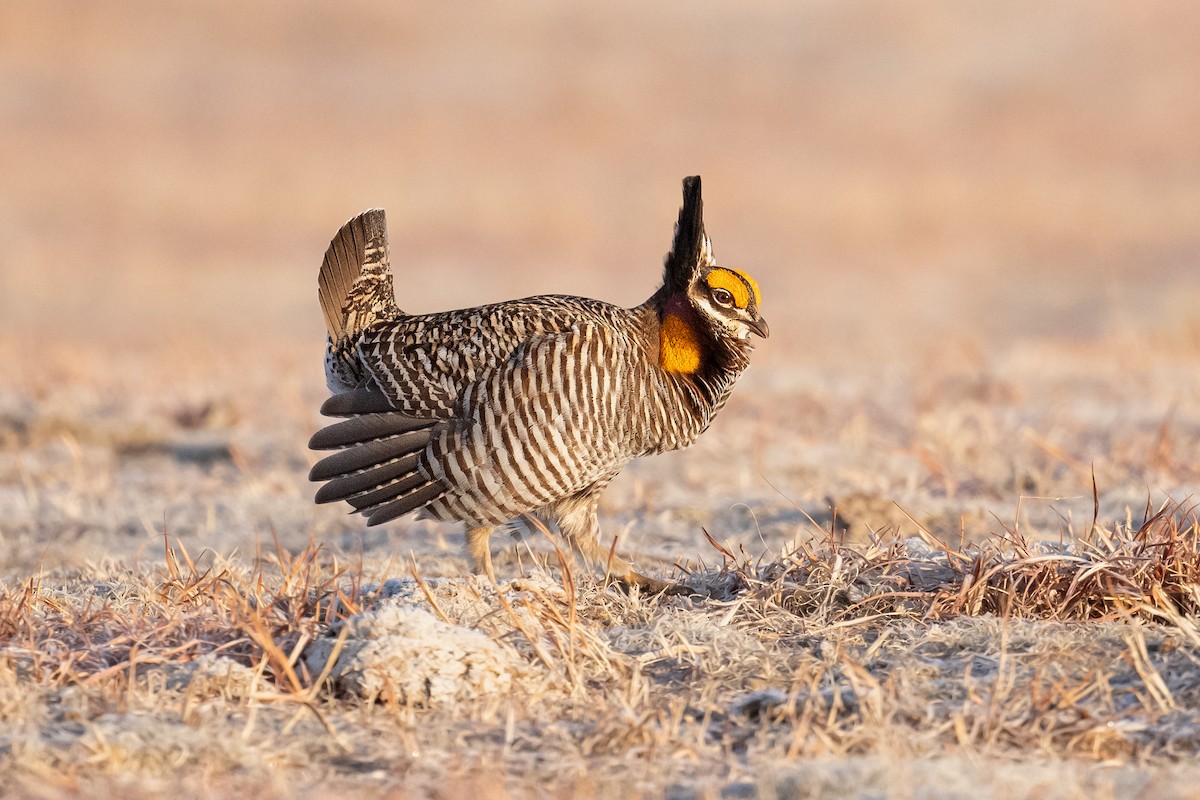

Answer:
[3,0,1197,363]
[1,0,1200,575]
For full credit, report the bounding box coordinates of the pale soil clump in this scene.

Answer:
[305,594,525,705]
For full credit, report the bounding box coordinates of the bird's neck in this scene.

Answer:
[646,291,752,387]
[631,290,753,451]
[658,295,705,375]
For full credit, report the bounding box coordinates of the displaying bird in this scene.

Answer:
[309,176,767,593]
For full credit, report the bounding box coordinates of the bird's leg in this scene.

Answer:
[464,525,496,584]
[556,496,691,596]
[618,570,695,597]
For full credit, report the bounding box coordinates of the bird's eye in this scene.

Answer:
[711,288,734,307]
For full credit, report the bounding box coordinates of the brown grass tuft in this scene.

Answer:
[715,498,1200,628]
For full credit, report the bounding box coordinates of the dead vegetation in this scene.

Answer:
[2,500,1200,798]
[736,496,1200,626]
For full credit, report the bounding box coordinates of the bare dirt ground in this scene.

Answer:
[2,2,1200,798]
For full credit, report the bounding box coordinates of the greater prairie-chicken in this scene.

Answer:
[309,176,767,593]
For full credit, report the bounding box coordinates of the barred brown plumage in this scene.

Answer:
[309,176,767,593]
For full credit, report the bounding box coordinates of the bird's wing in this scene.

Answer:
[311,319,640,527]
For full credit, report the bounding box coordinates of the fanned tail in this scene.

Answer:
[318,209,401,342]
[319,209,404,392]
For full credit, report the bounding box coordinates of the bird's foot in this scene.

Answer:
[614,570,703,598]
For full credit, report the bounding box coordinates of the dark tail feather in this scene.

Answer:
[339,464,428,512]
[314,452,422,504]
[308,430,432,481]
[319,385,399,417]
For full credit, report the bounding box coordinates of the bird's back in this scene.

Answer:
[352,294,644,419]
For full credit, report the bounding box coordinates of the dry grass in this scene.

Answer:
[3,501,1200,798]
[739,498,1200,626]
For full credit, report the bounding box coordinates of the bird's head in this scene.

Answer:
[687,264,769,342]
[661,176,768,348]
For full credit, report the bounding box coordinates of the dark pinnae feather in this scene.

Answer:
[319,385,398,417]
[309,413,435,450]
[308,429,432,481]
[663,176,705,295]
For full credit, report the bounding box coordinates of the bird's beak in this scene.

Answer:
[746,315,770,339]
